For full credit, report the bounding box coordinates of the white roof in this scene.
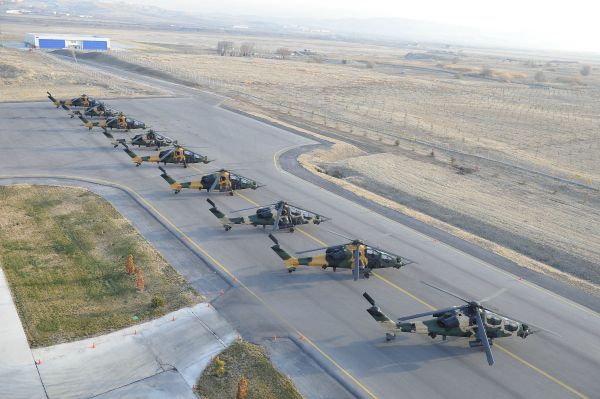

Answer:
[26,33,109,41]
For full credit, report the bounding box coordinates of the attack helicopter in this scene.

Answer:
[123,144,210,167]
[206,198,330,232]
[78,113,146,132]
[268,231,411,279]
[363,282,559,366]
[47,92,100,109]
[103,129,176,149]
[70,103,120,119]
[159,167,260,195]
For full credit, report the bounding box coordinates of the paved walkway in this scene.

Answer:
[0,267,47,399]
[32,304,236,399]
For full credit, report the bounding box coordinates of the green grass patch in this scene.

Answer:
[196,341,303,399]
[0,185,202,347]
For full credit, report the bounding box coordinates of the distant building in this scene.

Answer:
[24,33,110,50]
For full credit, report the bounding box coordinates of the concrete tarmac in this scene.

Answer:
[1,95,599,399]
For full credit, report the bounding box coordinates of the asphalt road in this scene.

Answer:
[2,93,599,399]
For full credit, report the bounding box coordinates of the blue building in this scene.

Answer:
[24,33,110,51]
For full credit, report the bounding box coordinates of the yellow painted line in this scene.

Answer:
[495,344,589,399]
[0,174,378,399]
[372,272,436,310]
[292,211,590,399]
[296,227,328,246]
[300,334,378,399]
[372,270,589,398]
[234,191,260,206]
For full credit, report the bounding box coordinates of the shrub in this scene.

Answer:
[215,356,226,376]
[151,295,165,309]
[534,71,546,82]
[580,65,591,76]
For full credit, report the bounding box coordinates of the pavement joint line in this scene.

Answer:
[272,145,600,321]
[0,174,375,399]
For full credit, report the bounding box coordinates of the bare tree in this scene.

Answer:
[275,47,291,59]
[480,66,493,78]
[239,42,254,57]
[580,65,592,76]
[217,41,234,56]
[534,71,546,82]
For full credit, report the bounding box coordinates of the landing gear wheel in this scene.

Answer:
[289,227,294,233]
[224,225,232,231]
[288,267,296,273]
[386,333,396,342]
[364,272,370,279]
[229,191,234,196]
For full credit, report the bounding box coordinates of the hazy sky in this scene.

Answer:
[133,0,599,53]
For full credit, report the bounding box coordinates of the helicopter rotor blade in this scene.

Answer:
[295,246,331,255]
[231,205,265,213]
[474,308,494,366]
[397,306,462,321]
[479,288,507,304]
[323,228,356,242]
[272,202,283,232]
[422,281,471,304]
[206,198,216,208]
[159,148,175,162]
[363,292,376,307]
[525,325,562,338]
[353,245,360,281]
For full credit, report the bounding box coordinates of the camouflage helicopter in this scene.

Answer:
[159,167,260,195]
[363,282,559,366]
[47,92,100,109]
[103,129,176,149]
[268,231,411,279]
[78,113,146,132]
[71,103,120,119]
[206,198,330,232]
[123,144,210,167]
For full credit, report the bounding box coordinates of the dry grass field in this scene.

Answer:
[0,185,202,347]
[2,18,599,289]
[0,47,164,102]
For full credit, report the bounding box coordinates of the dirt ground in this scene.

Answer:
[0,185,202,347]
